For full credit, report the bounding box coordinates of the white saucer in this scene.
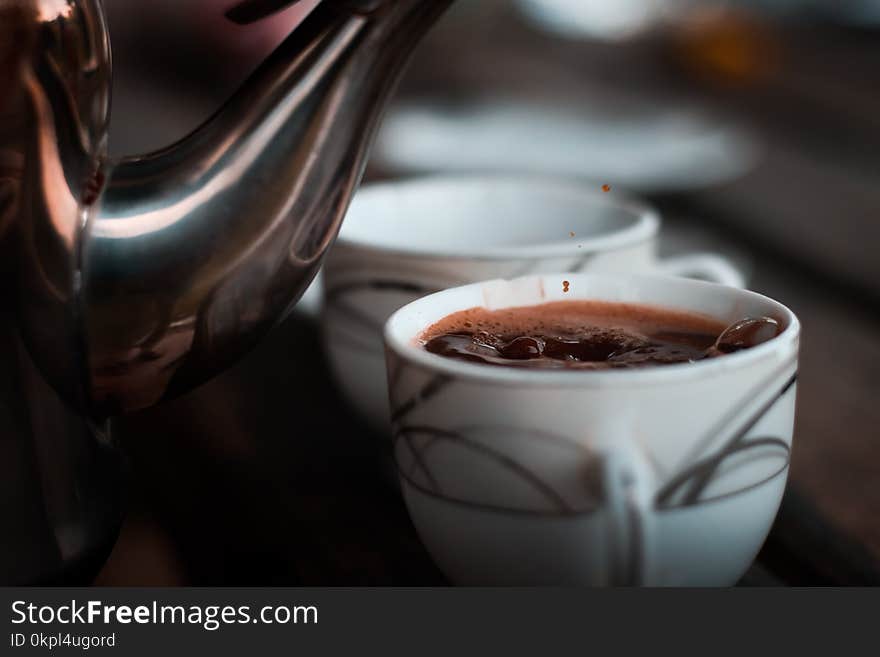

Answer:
[373,98,759,193]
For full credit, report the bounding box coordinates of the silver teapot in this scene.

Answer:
[0,0,451,583]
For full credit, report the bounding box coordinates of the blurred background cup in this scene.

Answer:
[320,175,744,447]
[384,272,800,585]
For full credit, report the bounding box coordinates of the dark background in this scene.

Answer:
[93,0,880,585]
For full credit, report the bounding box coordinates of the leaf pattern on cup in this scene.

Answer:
[393,423,604,515]
[324,278,440,353]
[387,352,798,514]
[655,370,796,509]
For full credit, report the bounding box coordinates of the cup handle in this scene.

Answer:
[599,442,657,586]
[656,253,746,288]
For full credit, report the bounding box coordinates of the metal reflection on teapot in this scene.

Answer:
[0,0,452,585]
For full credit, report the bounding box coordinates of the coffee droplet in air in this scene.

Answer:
[569,231,575,238]
[602,184,611,192]
[562,280,570,293]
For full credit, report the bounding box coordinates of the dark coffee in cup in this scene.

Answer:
[420,300,781,370]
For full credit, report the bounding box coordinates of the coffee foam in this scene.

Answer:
[419,300,727,344]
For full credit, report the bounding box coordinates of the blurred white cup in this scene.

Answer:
[318,175,744,438]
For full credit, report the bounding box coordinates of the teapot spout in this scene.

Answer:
[82,0,452,414]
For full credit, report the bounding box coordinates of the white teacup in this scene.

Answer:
[384,273,799,586]
[322,175,744,435]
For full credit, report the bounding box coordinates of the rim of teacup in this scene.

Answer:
[337,174,659,260]
[384,272,800,388]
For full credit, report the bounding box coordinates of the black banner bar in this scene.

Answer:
[1,588,875,654]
